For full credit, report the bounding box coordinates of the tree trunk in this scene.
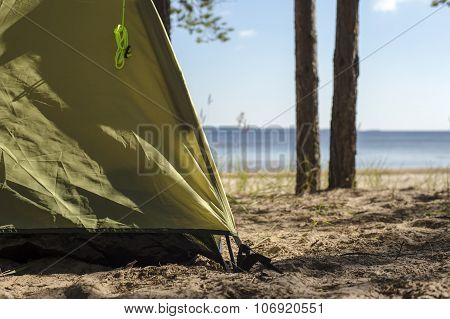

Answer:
[295,0,321,195]
[154,0,171,38]
[329,0,359,189]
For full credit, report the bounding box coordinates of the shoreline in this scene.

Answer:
[222,167,450,177]
[221,168,450,195]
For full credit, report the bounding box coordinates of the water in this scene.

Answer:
[203,127,450,172]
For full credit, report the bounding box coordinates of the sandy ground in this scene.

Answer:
[0,170,449,298]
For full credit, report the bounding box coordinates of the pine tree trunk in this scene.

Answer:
[329,0,359,189]
[295,0,321,195]
[154,0,171,38]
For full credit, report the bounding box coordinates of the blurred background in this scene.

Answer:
[169,0,450,172]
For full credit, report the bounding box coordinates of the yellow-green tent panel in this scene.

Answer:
[0,0,236,240]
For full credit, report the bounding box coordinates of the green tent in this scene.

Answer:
[0,0,239,267]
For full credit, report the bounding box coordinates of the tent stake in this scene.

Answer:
[225,235,237,272]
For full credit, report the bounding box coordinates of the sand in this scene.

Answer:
[0,170,449,298]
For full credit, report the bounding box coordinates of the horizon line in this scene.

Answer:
[201,126,450,132]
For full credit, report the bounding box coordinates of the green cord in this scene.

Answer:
[114,0,130,70]
[121,0,125,26]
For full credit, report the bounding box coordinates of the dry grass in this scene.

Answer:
[221,168,450,195]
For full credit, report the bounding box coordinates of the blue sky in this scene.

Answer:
[172,0,450,131]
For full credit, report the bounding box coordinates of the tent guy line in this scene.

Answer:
[2,1,187,126]
[259,4,445,129]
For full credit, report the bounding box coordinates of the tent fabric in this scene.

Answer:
[0,0,237,241]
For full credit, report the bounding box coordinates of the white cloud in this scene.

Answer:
[238,29,257,39]
[373,0,426,12]
[374,0,399,12]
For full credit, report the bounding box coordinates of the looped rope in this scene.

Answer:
[114,24,129,69]
[114,0,130,70]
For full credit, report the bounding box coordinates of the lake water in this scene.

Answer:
[203,127,450,172]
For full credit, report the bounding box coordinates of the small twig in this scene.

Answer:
[310,239,320,248]
[0,269,16,277]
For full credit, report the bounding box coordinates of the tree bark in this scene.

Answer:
[295,0,321,195]
[329,0,359,189]
[154,0,171,38]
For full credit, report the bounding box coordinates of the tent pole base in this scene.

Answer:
[225,235,237,272]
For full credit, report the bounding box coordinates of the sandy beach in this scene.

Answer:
[1,169,449,298]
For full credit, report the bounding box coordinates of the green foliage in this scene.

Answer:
[171,0,233,43]
[431,0,450,6]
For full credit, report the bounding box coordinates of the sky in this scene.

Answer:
[172,0,450,131]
